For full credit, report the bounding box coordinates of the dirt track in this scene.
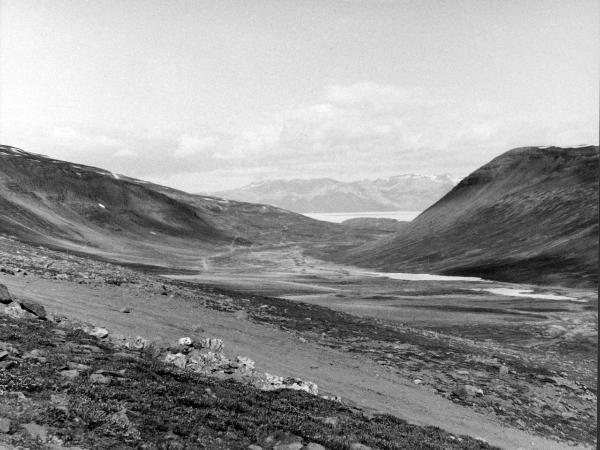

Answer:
[2,274,590,450]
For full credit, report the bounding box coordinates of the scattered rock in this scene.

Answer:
[0,360,16,370]
[0,350,8,361]
[303,444,326,450]
[108,408,140,439]
[22,422,48,441]
[50,393,70,412]
[0,417,11,433]
[265,432,304,450]
[453,384,483,398]
[413,379,422,385]
[23,349,47,362]
[499,365,509,376]
[0,284,12,303]
[120,307,131,313]
[349,443,372,450]
[59,369,80,379]
[321,416,339,427]
[274,443,303,450]
[67,362,91,371]
[248,445,263,450]
[90,373,111,384]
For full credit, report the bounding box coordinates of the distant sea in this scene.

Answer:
[303,210,422,223]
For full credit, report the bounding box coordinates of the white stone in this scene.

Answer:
[89,327,109,339]
[178,337,193,347]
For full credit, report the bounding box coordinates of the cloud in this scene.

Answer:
[4,82,597,192]
[174,134,218,158]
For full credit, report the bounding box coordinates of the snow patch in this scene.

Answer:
[475,288,581,301]
[361,271,486,282]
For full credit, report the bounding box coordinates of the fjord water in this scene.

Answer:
[303,210,422,223]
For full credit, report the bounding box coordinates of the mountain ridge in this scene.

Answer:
[211,174,457,213]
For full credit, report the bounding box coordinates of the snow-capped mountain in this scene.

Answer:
[211,174,458,213]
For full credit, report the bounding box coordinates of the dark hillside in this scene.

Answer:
[0,146,360,264]
[345,146,599,288]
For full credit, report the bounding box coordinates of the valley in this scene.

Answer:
[0,237,596,448]
[0,145,597,449]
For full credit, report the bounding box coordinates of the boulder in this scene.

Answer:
[283,377,318,395]
[22,422,48,442]
[197,337,224,352]
[59,369,80,379]
[50,394,70,412]
[90,373,111,384]
[131,336,150,350]
[0,418,11,433]
[89,327,109,339]
[303,444,326,450]
[18,300,46,319]
[187,351,230,373]
[453,384,484,398]
[274,444,303,450]
[4,303,36,320]
[178,337,193,347]
[236,356,255,370]
[0,284,12,304]
[165,352,188,369]
[320,416,339,427]
[349,444,373,450]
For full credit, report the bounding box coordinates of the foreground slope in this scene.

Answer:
[0,146,362,265]
[0,304,494,449]
[2,237,594,449]
[212,175,456,213]
[345,146,599,287]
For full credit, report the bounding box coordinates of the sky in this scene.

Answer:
[0,0,598,192]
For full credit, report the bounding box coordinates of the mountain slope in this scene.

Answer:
[212,175,456,213]
[344,146,599,288]
[0,146,358,266]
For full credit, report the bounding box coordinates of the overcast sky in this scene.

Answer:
[0,0,598,192]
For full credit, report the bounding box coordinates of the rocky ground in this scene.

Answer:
[0,235,596,448]
[0,290,493,449]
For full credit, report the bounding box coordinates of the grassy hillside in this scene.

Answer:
[0,146,369,266]
[344,146,599,288]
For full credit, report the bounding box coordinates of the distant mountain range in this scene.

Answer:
[211,175,458,213]
[344,146,599,288]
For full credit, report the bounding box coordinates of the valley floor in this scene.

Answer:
[0,238,596,449]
